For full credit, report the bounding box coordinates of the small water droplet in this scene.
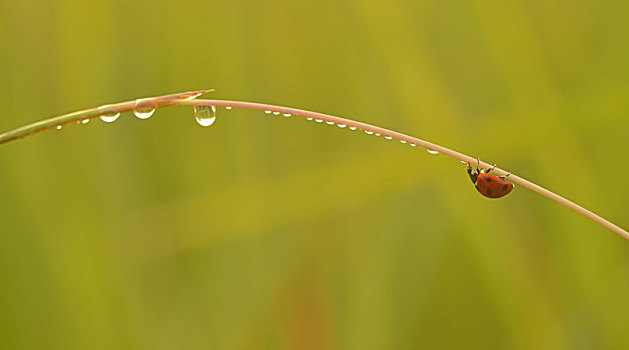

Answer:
[315,119,323,123]
[306,117,313,120]
[410,144,417,147]
[283,113,292,117]
[337,124,347,128]
[133,99,156,119]
[99,112,120,123]
[375,133,381,136]
[427,149,439,154]
[326,121,334,125]
[225,106,232,110]
[194,105,217,127]
[56,125,62,130]
[349,126,357,130]
[272,111,280,115]
[81,119,90,124]
[384,136,392,140]
[365,130,374,135]
[265,110,272,114]
[400,140,407,144]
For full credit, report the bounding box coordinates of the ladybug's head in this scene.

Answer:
[467,163,479,184]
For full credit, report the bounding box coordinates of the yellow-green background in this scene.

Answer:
[1,0,628,349]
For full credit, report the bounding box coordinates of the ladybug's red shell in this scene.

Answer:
[475,173,513,199]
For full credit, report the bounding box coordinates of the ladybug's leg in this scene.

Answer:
[486,164,497,174]
[499,173,511,180]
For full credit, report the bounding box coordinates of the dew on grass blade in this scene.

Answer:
[99,112,120,123]
[384,136,392,140]
[194,105,217,127]
[306,117,313,120]
[283,113,291,117]
[225,106,232,110]
[315,119,323,123]
[265,110,272,114]
[81,119,90,124]
[337,124,346,128]
[349,126,357,130]
[133,99,156,119]
[272,111,280,115]
[365,130,374,135]
[56,125,62,130]
[427,149,439,154]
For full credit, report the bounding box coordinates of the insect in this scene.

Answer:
[467,159,513,199]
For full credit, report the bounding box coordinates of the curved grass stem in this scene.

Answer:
[1,91,627,240]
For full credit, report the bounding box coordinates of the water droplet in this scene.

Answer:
[384,136,392,140]
[265,110,272,114]
[306,117,313,120]
[194,105,217,127]
[410,144,417,147]
[375,133,381,136]
[349,126,357,130]
[56,125,62,130]
[365,130,374,135]
[81,119,90,124]
[133,99,156,119]
[315,119,323,123]
[272,111,280,115]
[99,112,120,123]
[337,124,347,128]
[283,113,292,117]
[225,106,232,110]
[133,109,155,119]
[400,140,407,144]
[427,149,439,154]
[326,121,334,125]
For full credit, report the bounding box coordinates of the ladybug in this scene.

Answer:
[467,159,513,199]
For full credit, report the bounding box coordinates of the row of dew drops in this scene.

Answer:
[65,100,440,155]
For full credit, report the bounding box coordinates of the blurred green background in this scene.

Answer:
[1,0,628,348]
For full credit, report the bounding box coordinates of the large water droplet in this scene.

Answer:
[427,149,439,154]
[133,108,155,119]
[272,111,280,115]
[99,112,120,123]
[133,99,156,119]
[349,126,357,130]
[338,124,347,128]
[283,113,291,117]
[365,130,374,135]
[265,110,272,114]
[384,136,392,140]
[194,105,216,127]
[315,119,323,123]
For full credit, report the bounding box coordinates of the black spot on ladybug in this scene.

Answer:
[486,189,493,195]
[502,184,508,191]
[486,177,492,183]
